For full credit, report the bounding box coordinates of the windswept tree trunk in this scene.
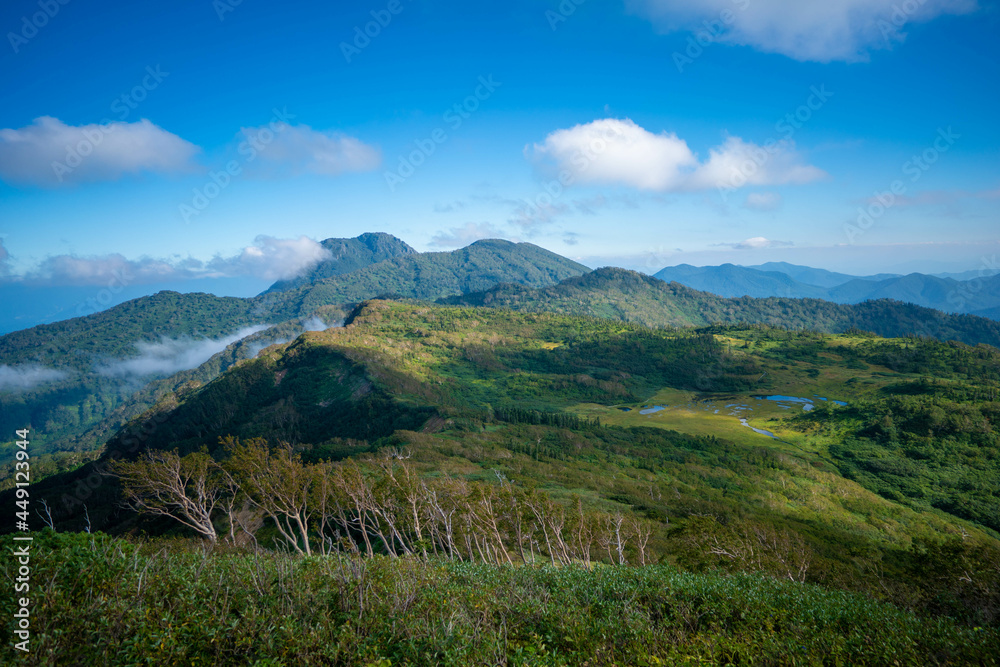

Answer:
[525,491,558,565]
[629,515,655,566]
[495,472,529,564]
[222,437,320,556]
[110,450,229,542]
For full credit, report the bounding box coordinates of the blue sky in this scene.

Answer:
[0,0,998,299]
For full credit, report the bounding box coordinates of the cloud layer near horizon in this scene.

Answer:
[3,235,332,286]
[627,0,977,62]
[529,118,825,192]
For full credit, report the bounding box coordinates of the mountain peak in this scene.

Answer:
[265,232,417,293]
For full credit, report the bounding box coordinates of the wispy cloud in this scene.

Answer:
[239,123,381,176]
[627,0,978,62]
[0,364,68,392]
[98,326,269,378]
[301,316,335,332]
[5,235,332,286]
[429,222,511,248]
[529,118,824,193]
[0,116,199,187]
[433,201,467,213]
[0,239,10,278]
[743,192,782,211]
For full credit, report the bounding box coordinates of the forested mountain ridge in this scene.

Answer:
[444,266,1000,347]
[0,290,259,369]
[5,252,1000,474]
[0,291,268,463]
[263,231,418,293]
[0,238,587,467]
[254,238,591,320]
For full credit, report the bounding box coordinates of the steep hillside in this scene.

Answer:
[101,323,436,462]
[0,291,259,369]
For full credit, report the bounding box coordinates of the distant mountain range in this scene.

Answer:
[3,233,1000,469]
[0,236,588,462]
[444,266,1000,346]
[653,262,1000,319]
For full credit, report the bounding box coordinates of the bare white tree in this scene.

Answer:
[110,450,228,541]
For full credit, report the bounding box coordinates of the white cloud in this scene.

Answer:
[244,317,342,358]
[430,222,509,248]
[98,326,268,378]
[529,118,824,193]
[688,136,826,189]
[0,116,200,187]
[242,124,381,176]
[530,118,696,191]
[743,192,782,211]
[627,0,977,62]
[26,253,181,286]
[7,235,331,286]
[301,316,330,332]
[0,364,68,392]
[207,235,333,281]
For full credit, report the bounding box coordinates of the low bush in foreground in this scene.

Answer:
[3,531,998,666]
